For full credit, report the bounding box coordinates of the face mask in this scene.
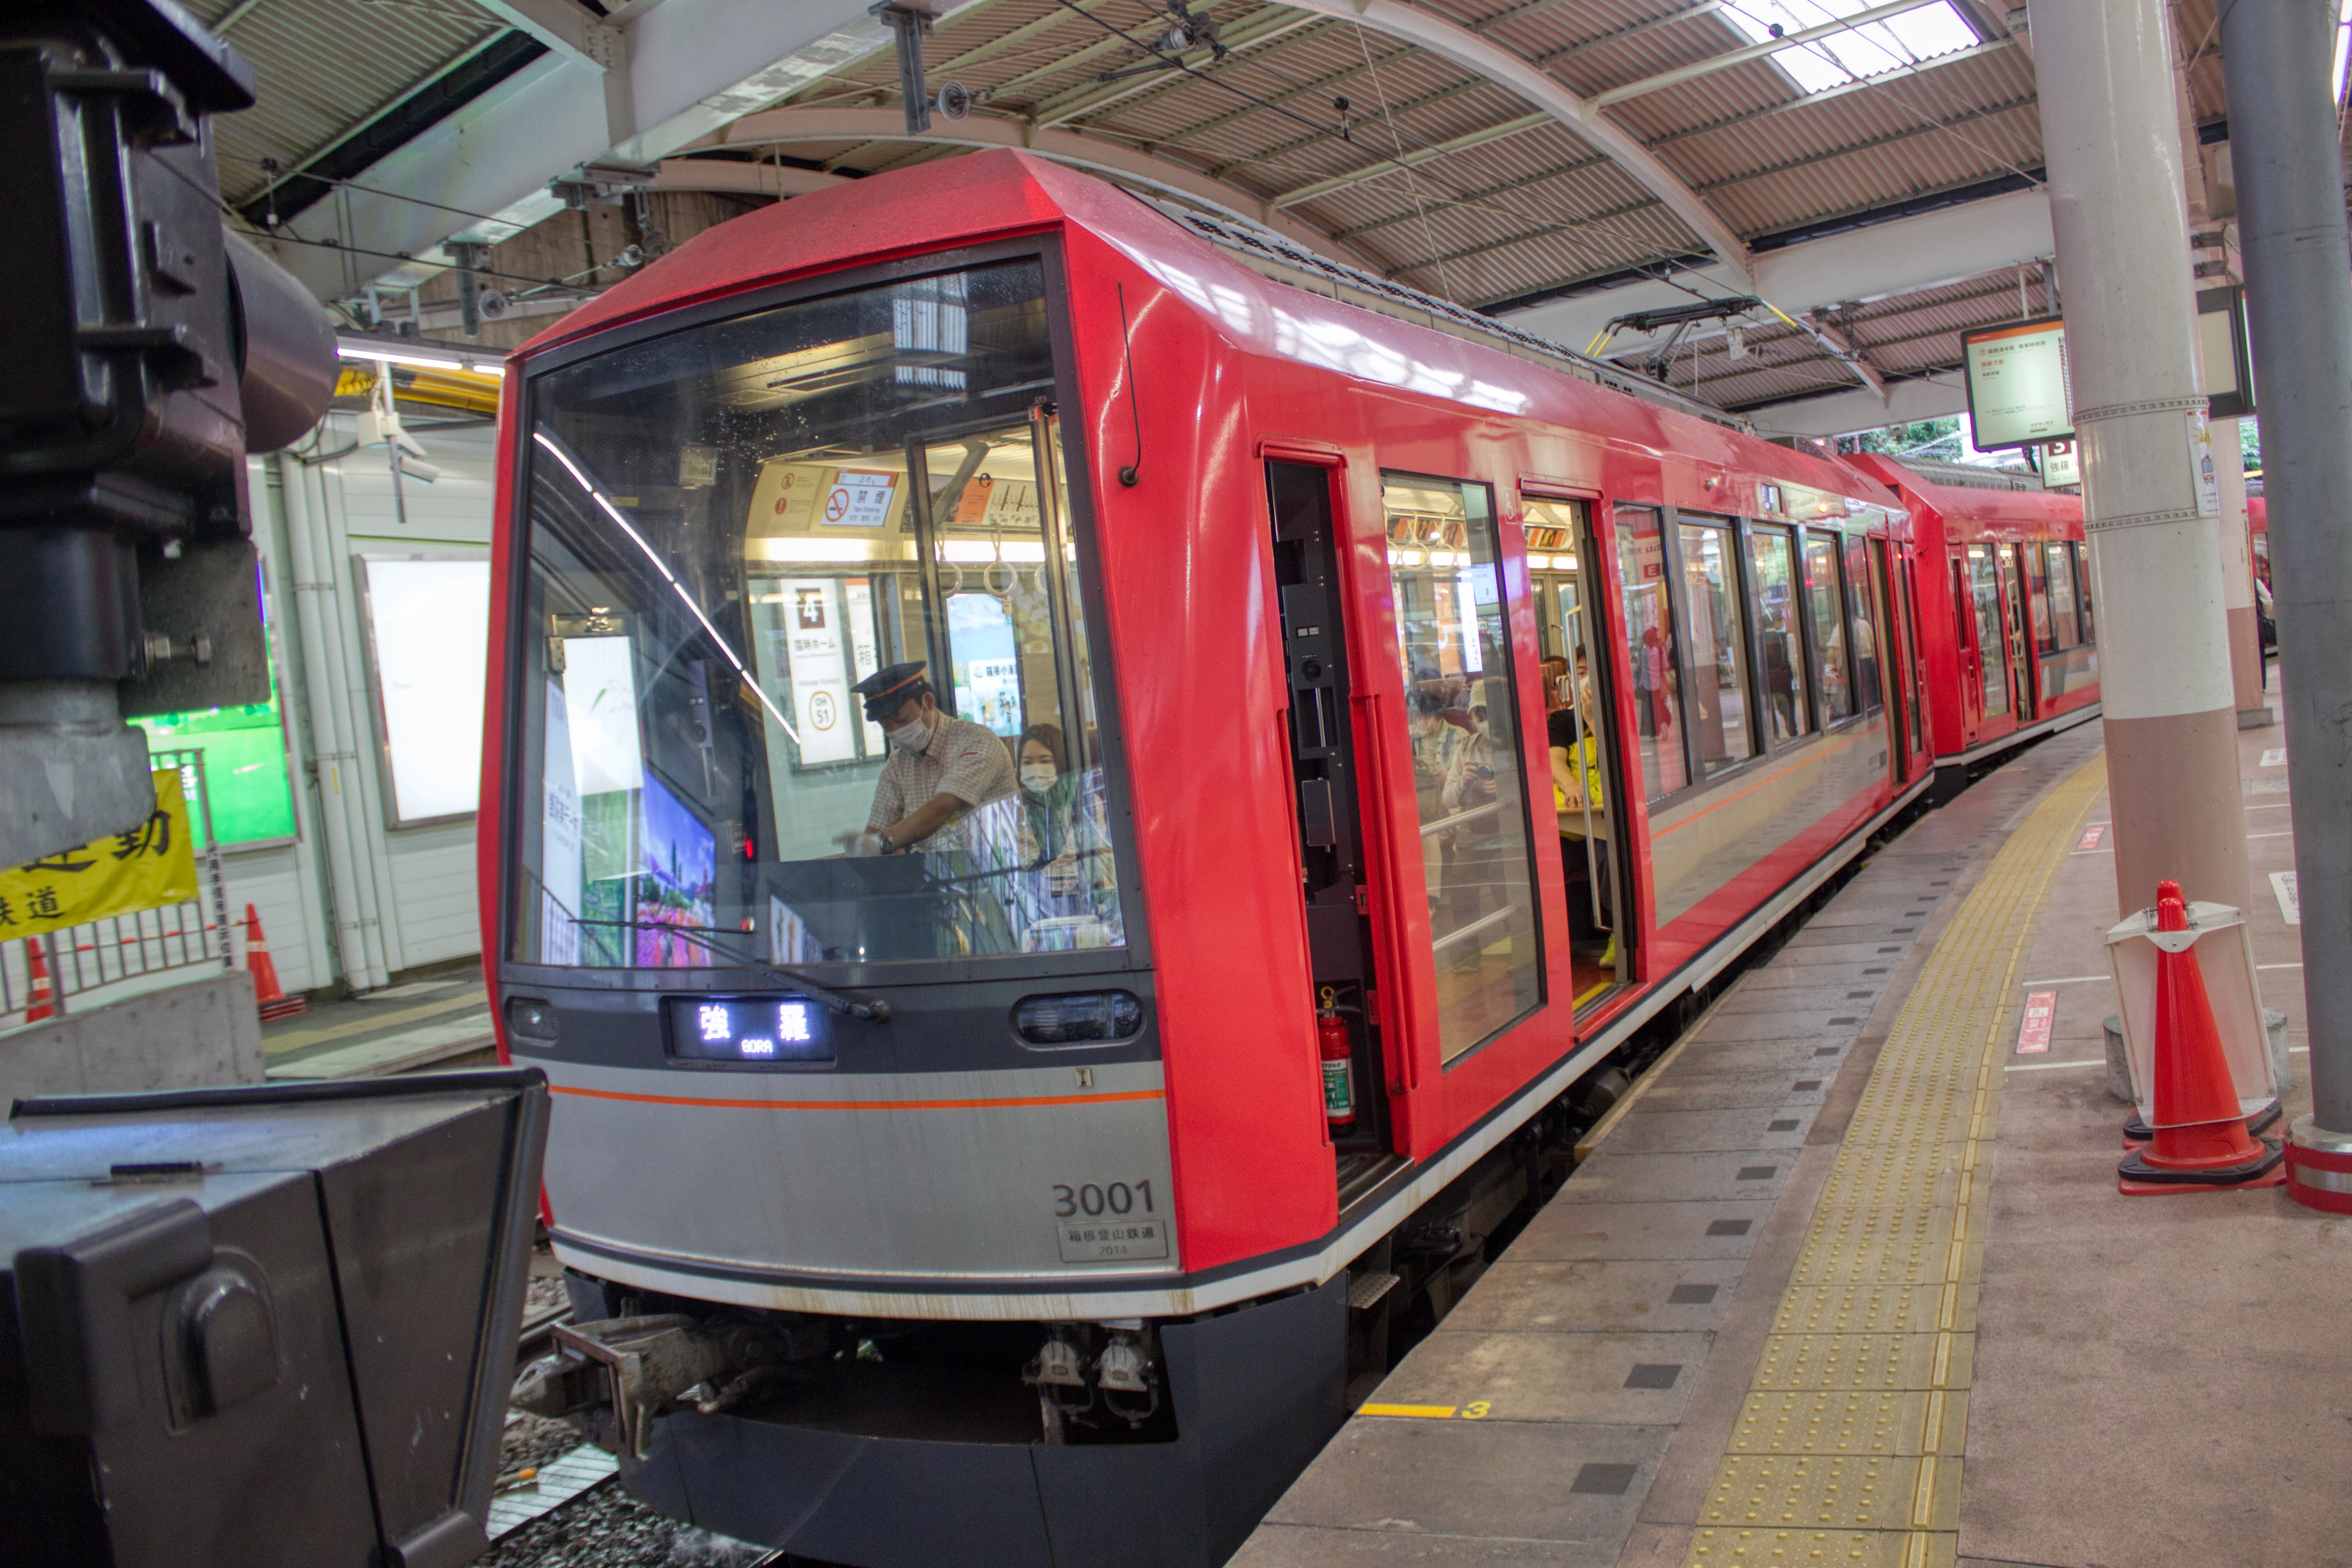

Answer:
[1020,762,1057,793]
[885,714,932,751]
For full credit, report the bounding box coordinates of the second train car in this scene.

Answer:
[1845,454,2098,797]
[489,151,2065,1566]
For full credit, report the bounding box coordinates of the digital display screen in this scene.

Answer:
[665,996,833,1065]
[1962,317,2073,450]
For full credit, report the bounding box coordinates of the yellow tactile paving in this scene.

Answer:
[1685,755,2107,1568]
[1727,1389,1971,1458]
[1772,1282,1977,1337]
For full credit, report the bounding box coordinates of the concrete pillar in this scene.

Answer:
[2219,0,2352,1139]
[2036,0,2250,917]
[2212,418,2271,725]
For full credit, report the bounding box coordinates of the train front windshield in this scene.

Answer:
[511,258,1129,972]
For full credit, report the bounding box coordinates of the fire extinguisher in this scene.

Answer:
[1318,986,1356,1127]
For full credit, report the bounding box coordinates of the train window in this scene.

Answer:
[1842,532,1883,714]
[1802,533,1855,723]
[2043,544,2080,648]
[2038,541,2097,701]
[1612,506,1689,799]
[1676,519,1755,774]
[1382,476,1543,1062]
[514,256,1130,972]
[1967,545,2011,716]
[2023,544,2056,656]
[1747,527,1810,744]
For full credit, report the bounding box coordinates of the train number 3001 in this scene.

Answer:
[1053,1180,1157,1218]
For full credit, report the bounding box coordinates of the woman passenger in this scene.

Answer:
[1551,662,1616,969]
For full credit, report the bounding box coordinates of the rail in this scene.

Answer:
[1419,801,1502,839]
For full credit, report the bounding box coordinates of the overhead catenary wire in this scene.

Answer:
[1034,0,1729,297]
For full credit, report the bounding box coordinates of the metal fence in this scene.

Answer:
[0,748,235,1028]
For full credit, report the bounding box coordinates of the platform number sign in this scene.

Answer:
[2016,989,2057,1055]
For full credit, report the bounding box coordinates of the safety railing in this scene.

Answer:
[0,748,235,1030]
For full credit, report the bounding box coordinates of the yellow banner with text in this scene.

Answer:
[0,769,200,941]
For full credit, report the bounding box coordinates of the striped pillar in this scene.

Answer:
[2036,0,2251,918]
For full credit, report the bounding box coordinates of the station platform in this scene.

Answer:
[1239,683,2351,1568]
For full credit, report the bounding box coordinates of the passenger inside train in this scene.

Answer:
[519,258,1129,972]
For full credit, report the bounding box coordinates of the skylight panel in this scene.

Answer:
[1719,0,1981,97]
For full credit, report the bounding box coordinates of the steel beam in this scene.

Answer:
[1588,0,1956,110]
[1496,186,2052,357]
[1743,373,1967,437]
[1271,0,1755,284]
[1646,36,2015,148]
[716,105,1375,267]
[251,0,963,301]
[1273,113,1550,207]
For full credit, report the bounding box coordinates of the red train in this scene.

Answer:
[485,151,2093,1566]
[1844,456,2097,797]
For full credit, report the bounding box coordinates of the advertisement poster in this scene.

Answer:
[540,681,582,965]
[635,774,714,967]
[782,578,857,765]
[843,580,886,754]
[1963,319,2073,449]
[360,556,490,824]
[2187,413,2221,516]
[947,593,1023,736]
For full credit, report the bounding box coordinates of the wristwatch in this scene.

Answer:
[876,829,895,853]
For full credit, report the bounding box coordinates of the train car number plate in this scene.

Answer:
[1056,1217,1170,1264]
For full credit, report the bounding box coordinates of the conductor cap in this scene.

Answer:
[854,661,932,720]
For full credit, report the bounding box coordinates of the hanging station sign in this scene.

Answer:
[2198,286,2256,421]
[1962,317,2073,451]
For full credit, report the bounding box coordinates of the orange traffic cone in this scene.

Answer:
[23,938,55,1023]
[244,905,307,1021]
[2118,880,2286,1195]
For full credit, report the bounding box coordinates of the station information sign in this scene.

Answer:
[1962,317,2073,450]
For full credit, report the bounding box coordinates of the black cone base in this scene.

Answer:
[2118,1136,2288,1195]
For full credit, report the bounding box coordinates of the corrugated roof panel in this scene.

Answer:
[194,0,503,205]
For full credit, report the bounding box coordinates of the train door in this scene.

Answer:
[1949,548,1982,748]
[1264,462,1398,1183]
[1897,553,1927,762]
[2000,545,2036,722]
[1966,543,2012,735]
[1380,476,1546,1070]
[1524,496,1632,1008]
[1870,538,1911,785]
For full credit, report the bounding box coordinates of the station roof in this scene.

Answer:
[220,0,2286,434]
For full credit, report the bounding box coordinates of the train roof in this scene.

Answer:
[1843,453,2079,532]
[515,150,1900,522]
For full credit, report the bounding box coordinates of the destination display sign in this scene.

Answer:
[1963,317,2073,451]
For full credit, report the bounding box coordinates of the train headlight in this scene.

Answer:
[1012,991,1145,1045]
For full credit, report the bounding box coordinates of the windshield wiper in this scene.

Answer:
[570,918,893,1023]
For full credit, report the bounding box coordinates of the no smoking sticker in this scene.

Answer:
[820,471,895,528]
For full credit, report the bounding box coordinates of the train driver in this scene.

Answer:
[852,661,1017,855]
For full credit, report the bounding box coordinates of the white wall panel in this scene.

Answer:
[220,845,323,995]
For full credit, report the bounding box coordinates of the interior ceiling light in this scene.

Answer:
[1720,0,1977,95]
[337,339,504,377]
